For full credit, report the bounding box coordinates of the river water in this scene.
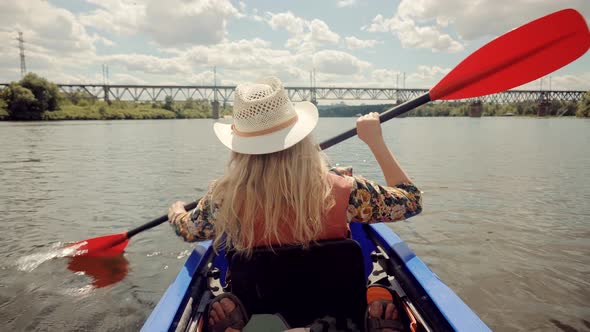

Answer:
[0,118,588,331]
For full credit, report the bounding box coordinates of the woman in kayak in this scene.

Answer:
[168,77,421,332]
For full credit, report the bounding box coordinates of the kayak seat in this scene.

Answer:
[229,239,367,329]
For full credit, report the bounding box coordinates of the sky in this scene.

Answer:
[0,0,589,91]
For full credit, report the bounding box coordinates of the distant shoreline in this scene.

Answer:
[0,113,584,122]
[2,73,588,120]
[1,96,588,121]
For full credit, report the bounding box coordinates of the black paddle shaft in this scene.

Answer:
[127,201,198,238]
[127,92,431,239]
[319,93,431,150]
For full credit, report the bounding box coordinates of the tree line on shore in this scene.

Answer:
[0,73,230,120]
[1,73,589,120]
[320,95,590,117]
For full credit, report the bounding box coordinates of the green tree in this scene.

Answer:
[513,101,535,115]
[77,99,91,107]
[434,104,450,116]
[0,94,8,119]
[183,98,196,110]
[19,73,60,112]
[483,103,499,116]
[1,83,38,120]
[64,90,94,106]
[163,96,174,111]
[98,105,108,118]
[557,101,577,116]
[576,91,590,117]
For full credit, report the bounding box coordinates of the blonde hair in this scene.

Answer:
[211,135,334,256]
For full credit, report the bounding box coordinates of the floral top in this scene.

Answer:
[170,167,422,242]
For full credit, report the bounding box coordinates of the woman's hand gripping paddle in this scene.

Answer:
[70,8,589,256]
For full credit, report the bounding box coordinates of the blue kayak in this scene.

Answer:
[142,223,491,332]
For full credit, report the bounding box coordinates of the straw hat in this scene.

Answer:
[214,77,319,155]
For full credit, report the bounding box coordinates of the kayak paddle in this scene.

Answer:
[320,8,590,149]
[71,8,589,256]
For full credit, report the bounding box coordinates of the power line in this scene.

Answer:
[213,66,217,102]
[102,64,110,85]
[310,68,317,104]
[17,31,26,77]
[403,72,406,89]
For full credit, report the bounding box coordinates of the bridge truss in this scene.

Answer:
[0,83,585,103]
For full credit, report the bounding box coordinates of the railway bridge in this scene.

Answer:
[1,83,585,117]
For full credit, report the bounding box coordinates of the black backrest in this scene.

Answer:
[229,239,367,329]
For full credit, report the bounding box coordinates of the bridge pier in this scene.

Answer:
[537,99,550,116]
[211,100,220,119]
[469,101,483,117]
[103,85,110,103]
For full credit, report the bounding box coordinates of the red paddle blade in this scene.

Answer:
[430,8,590,101]
[68,232,129,257]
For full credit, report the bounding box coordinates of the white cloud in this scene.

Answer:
[364,13,463,53]
[363,15,389,33]
[181,39,289,69]
[102,54,190,75]
[144,0,239,46]
[548,73,590,91]
[160,38,310,84]
[80,0,144,36]
[364,0,590,53]
[238,1,247,12]
[267,12,340,51]
[517,73,590,91]
[310,19,340,44]
[406,65,451,88]
[0,0,104,82]
[92,34,115,47]
[340,66,449,88]
[345,36,381,50]
[371,69,402,85]
[188,70,216,85]
[0,1,98,57]
[81,0,240,46]
[312,50,371,75]
[111,73,148,85]
[269,11,306,35]
[1,0,586,92]
[163,41,372,85]
[337,66,450,89]
[249,8,265,22]
[403,0,590,41]
[336,0,356,8]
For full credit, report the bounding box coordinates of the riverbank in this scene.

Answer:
[45,102,210,120]
[2,73,589,120]
[319,100,588,117]
[0,100,231,121]
[0,73,232,121]
[2,101,588,121]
